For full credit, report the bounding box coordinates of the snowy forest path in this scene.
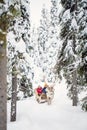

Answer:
[7,79,87,130]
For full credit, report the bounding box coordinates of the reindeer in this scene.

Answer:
[46,86,54,105]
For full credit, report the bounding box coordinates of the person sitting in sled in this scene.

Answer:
[42,82,48,94]
[36,85,42,96]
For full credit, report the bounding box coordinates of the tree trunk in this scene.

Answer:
[0,38,7,130]
[11,69,17,122]
[72,70,78,106]
[71,0,78,106]
[75,0,77,10]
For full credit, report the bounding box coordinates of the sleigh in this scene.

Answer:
[34,86,54,104]
[34,89,47,103]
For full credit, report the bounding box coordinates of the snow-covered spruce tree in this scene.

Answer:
[30,27,41,83]
[7,0,21,103]
[55,0,78,106]
[46,0,59,83]
[7,1,22,122]
[0,0,20,128]
[37,6,50,75]
[7,0,33,99]
[77,0,87,87]
[12,0,33,91]
[76,0,87,111]
[7,0,33,121]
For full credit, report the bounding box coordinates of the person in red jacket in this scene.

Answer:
[36,85,42,96]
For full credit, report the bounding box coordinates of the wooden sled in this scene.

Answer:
[34,89,47,103]
[34,86,54,104]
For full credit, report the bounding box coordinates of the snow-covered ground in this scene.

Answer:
[7,79,87,130]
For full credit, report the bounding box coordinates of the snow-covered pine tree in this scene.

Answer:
[37,5,50,74]
[76,0,87,111]
[7,0,34,121]
[7,0,33,100]
[55,0,78,106]
[77,0,87,87]
[46,0,59,83]
[13,0,33,90]
[0,0,20,128]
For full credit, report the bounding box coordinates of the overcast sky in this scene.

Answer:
[30,0,51,27]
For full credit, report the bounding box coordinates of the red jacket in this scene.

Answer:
[37,87,42,94]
